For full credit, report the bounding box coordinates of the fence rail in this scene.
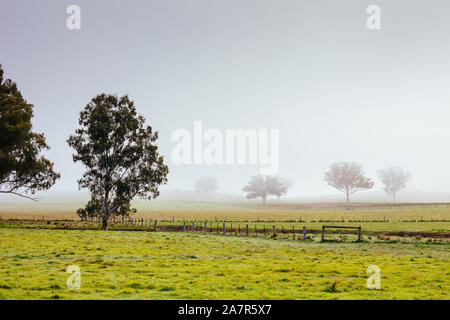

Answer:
[2,218,449,240]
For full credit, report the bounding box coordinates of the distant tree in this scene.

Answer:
[194,177,218,193]
[266,177,294,200]
[276,177,294,200]
[0,65,60,200]
[67,94,169,230]
[377,167,410,203]
[243,175,270,204]
[266,176,287,200]
[243,175,292,203]
[324,162,374,202]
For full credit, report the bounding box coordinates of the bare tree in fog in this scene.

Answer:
[268,177,294,200]
[243,175,292,203]
[243,175,270,204]
[194,177,218,193]
[324,162,374,202]
[377,167,410,203]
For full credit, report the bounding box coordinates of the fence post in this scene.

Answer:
[321,226,325,241]
[358,227,361,241]
[204,222,207,233]
[292,226,295,240]
[192,221,195,232]
[223,223,226,235]
[154,220,157,231]
[183,223,186,232]
[273,225,276,237]
[246,224,249,236]
[303,226,306,240]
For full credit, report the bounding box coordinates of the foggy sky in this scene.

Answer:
[1,0,450,200]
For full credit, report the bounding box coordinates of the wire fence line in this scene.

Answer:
[82,219,449,240]
[2,217,448,240]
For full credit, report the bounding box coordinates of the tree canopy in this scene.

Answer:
[243,175,292,203]
[377,166,410,202]
[67,94,169,229]
[324,162,373,202]
[0,65,60,200]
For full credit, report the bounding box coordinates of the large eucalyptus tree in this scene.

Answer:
[68,94,168,229]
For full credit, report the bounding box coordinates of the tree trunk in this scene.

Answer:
[262,196,266,204]
[102,193,110,230]
[346,191,350,203]
[101,214,108,230]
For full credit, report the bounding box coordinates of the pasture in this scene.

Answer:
[0,202,449,299]
[1,201,450,221]
[0,228,448,300]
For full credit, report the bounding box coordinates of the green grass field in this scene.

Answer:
[1,202,448,299]
[0,227,448,299]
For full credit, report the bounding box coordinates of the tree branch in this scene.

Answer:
[0,190,39,202]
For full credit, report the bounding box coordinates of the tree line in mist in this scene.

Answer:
[194,163,410,204]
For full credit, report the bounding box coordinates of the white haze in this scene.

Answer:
[1,0,450,203]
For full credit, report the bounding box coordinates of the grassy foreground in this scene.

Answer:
[0,228,448,299]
